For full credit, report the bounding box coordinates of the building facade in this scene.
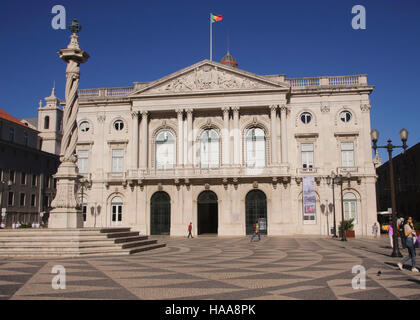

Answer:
[72,58,377,236]
[376,142,420,222]
[0,108,59,226]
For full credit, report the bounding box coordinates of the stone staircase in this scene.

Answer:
[0,227,166,258]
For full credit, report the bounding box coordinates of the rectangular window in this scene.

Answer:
[8,192,14,206]
[10,170,15,183]
[112,149,124,173]
[45,176,51,188]
[23,132,28,146]
[30,194,36,207]
[21,172,26,185]
[32,174,37,187]
[9,127,14,142]
[341,142,355,167]
[82,204,87,222]
[77,150,89,174]
[301,143,314,169]
[19,193,26,207]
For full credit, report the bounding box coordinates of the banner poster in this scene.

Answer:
[302,176,316,223]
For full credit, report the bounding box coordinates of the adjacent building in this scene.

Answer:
[0,89,61,226]
[72,55,378,236]
[376,142,420,221]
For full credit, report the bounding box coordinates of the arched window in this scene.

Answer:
[200,129,220,168]
[300,112,312,124]
[44,116,50,130]
[340,111,352,123]
[155,130,175,169]
[245,127,266,167]
[343,192,357,223]
[111,196,123,226]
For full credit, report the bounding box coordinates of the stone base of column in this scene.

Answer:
[48,208,83,229]
[48,160,83,229]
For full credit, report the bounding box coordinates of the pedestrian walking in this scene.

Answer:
[372,223,378,238]
[187,222,193,238]
[397,217,419,273]
[398,217,407,249]
[250,221,261,242]
[388,224,394,248]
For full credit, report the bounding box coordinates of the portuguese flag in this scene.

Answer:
[211,13,223,23]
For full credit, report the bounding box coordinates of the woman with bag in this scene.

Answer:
[398,217,419,273]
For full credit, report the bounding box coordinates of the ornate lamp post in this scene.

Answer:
[371,128,408,257]
[326,172,338,238]
[49,19,89,228]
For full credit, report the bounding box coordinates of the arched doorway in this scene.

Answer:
[150,192,171,235]
[197,191,218,235]
[246,190,267,235]
[111,196,123,226]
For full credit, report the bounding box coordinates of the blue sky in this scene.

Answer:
[0,0,419,161]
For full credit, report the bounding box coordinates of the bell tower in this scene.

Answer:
[37,87,63,155]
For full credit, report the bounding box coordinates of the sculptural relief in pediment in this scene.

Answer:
[147,65,276,94]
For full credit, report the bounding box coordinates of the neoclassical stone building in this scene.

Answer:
[69,57,377,236]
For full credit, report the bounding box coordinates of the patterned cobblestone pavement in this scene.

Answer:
[0,235,419,300]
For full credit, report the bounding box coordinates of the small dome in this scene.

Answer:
[220,51,238,68]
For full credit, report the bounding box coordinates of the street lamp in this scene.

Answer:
[326,171,338,238]
[371,128,408,257]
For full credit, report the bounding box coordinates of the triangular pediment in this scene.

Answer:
[130,60,289,96]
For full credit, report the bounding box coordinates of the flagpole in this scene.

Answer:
[210,13,212,61]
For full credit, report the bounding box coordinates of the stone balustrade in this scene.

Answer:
[76,75,368,99]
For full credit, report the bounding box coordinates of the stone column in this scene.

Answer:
[131,111,139,169]
[222,107,230,166]
[270,105,278,165]
[280,105,288,163]
[49,21,89,229]
[186,108,193,167]
[176,108,184,167]
[140,111,148,169]
[233,106,240,166]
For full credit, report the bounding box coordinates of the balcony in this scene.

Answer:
[337,167,358,174]
[107,165,291,183]
[297,167,318,175]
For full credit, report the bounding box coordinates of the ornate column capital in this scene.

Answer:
[232,106,240,113]
[320,105,330,113]
[186,108,193,115]
[131,111,139,118]
[175,108,184,115]
[280,104,289,113]
[140,110,148,116]
[269,104,278,112]
[360,104,371,112]
[222,106,230,114]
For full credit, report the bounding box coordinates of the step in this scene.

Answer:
[113,236,149,243]
[106,231,139,238]
[99,228,131,233]
[120,239,157,249]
